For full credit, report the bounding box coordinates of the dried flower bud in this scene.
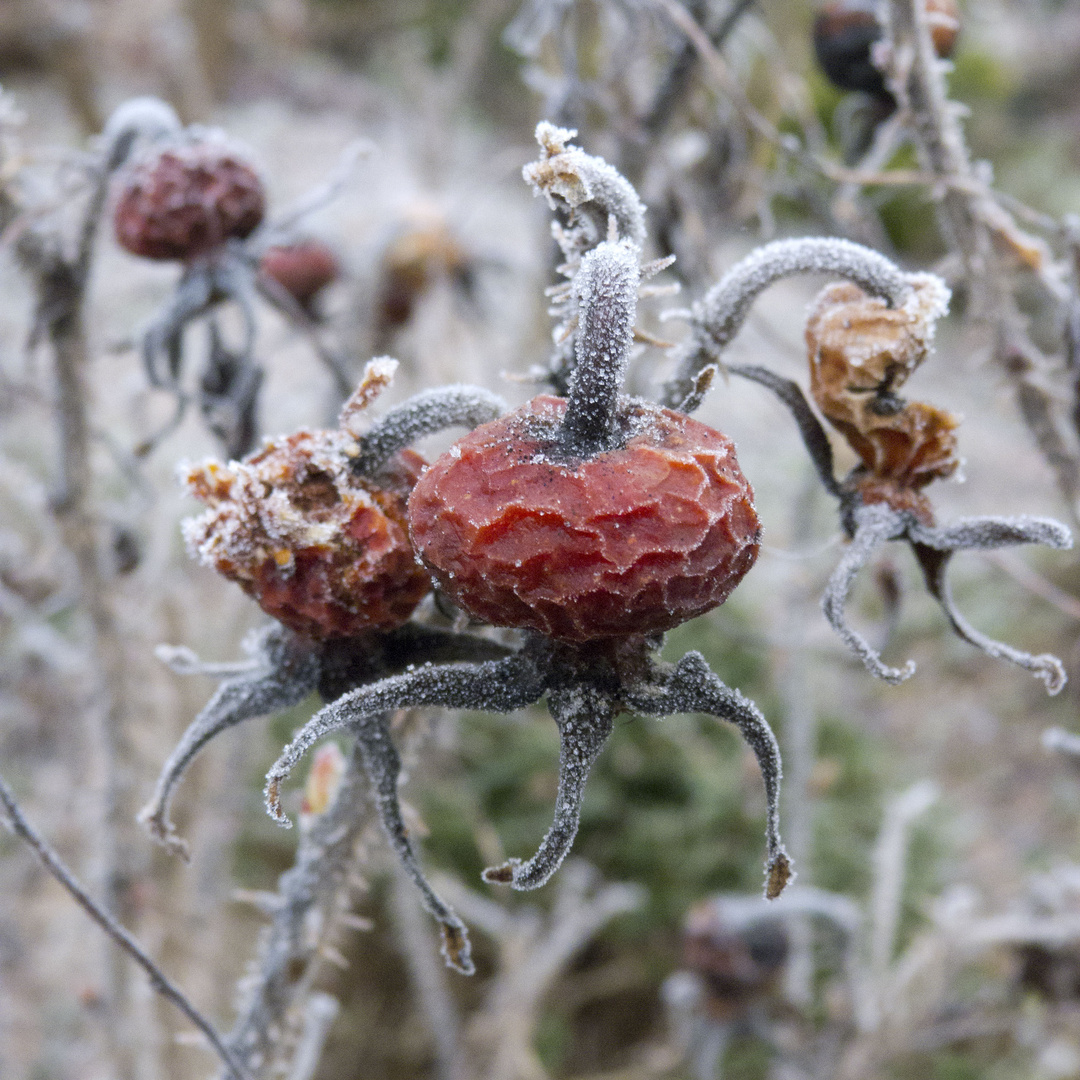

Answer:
[259,240,340,311]
[377,215,472,331]
[182,429,429,638]
[113,137,266,261]
[806,279,957,515]
[408,396,761,642]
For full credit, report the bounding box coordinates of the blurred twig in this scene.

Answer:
[0,770,250,1080]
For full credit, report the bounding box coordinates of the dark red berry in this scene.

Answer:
[814,0,959,100]
[183,429,430,639]
[113,139,266,261]
[259,240,340,311]
[408,396,761,643]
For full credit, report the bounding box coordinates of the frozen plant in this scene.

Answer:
[263,233,792,973]
[678,253,1072,690]
[109,101,361,456]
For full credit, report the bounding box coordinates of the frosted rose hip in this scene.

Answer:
[408,396,761,642]
[114,139,266,261]
[183,429,430,638]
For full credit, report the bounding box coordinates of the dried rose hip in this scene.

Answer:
[183,428,430,638]
[806,279,958,519]
[408,395,761,642]
[113,138,266,261]
[259,240,340,311]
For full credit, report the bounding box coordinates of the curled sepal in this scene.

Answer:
[909,515,1073,695]
[625,651,792,900]
[662,238,933,410]
[350,711,475,974]
[524,122,647,255]
[139,625,319,858]
[483,686,616,891]
[351,384,508,479]
[264,653,545,824]
[262,652,546,972]
[823,502,915,684]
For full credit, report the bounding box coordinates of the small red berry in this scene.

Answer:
[259,240,340,311]
[183,429,430,639]
[408,396,761,643]
[113,138,266,261]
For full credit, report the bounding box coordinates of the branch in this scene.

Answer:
[0,770,250,1080]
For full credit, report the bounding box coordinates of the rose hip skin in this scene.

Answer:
[114,141,266,261]
[409,395,761,642]
[184,430,430,639]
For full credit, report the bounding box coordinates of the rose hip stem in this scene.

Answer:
[558,239,640,455]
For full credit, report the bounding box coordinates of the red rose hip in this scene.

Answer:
[114,136,266,261]
[259,240,340,311]
[183,428,430,638]
[408,395,761,642]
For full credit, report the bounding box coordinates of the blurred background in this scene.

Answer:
[3,1,1080,1078]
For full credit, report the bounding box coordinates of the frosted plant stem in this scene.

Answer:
[352,385,508,478]
[0,771,251,1080]
[662,239,913,409]
[884,0,1080,518]
[0,121,155,1078]
[560,240,640,454]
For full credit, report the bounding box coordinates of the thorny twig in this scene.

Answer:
[223,739,375,1078]
[0,771,251,1080]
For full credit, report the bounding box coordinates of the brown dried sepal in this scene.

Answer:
[926,0,961,59]
[807,280,959,508]
[182,429,430,639]
[113,138,266,262]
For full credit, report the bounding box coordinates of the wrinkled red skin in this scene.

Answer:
[408,396,761,642]
[259,241,340,309]
[113,145,266,261]
[186,438,430,640]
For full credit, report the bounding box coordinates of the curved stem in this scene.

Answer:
[728,363,842,495]
[560,240,640,454]
[351,385,507,478]
[483,685,616,891]
[823,502,914,683]
[139,628,319,857]
[662,238,917,409]
[625,651,792,899]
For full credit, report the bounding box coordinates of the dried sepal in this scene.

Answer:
[337,357,399,436]
[909,515,1073,694]
[350,709,476,974]
[625,651,792,900]
[524,122,647,256]
[263,652,548,825]
[139,625,319,857]
[663,238,929,410]
[822,502,917,684]
[482,685,616,890]
[806,279,959,505]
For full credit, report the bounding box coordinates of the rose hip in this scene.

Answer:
[114,138,266,262]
